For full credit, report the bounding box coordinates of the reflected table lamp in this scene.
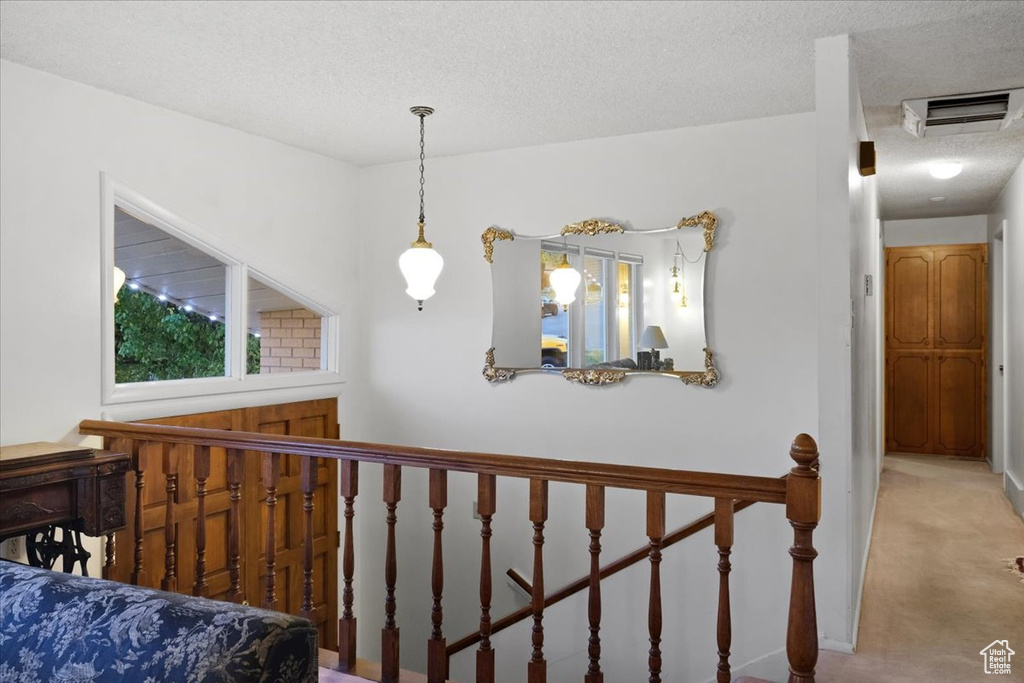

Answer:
[639,325,669,370]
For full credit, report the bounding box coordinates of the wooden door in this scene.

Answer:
[885,244,987,457]
[106,398,339,649]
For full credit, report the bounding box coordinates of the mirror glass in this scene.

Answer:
[488,223,710,378]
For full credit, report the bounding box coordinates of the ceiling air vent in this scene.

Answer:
[901,88,1024,137]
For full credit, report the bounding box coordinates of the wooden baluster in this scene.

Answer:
[107,437,135,582]
[786,435,820,683]
[647,491,665,683]
[262,452,280,610]
[104,533,115,571]
[428,469,448,683]
[300,455,318,618]
[585,485,605,683]
[193,445,211,597]
[161,443,179,592]
[382,464,402,683]
[131,441,154,586]
[338,460,359,671]
[714,498,735,683]
[528,480,549,683]
[477,473,496,683]
[226,449,244,603]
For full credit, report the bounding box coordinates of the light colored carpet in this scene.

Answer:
[817,455,1024,682]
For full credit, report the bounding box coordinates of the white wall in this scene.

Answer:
[0,59,361,449]
[814,34,862,653]
[356,112,825,680]
[845,42,883,650]
[988,159,1024,518]
[884,215,989,247]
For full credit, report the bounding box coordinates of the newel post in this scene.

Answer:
[786,434,820,683]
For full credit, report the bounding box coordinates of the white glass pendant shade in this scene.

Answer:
[399,241,444,311]
[550,255,581,309]
[670,281,684,306]
[113,266,126,303]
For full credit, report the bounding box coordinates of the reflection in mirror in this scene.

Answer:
[485,214,718,386]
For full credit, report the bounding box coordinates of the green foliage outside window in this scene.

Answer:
[114,287,259,383]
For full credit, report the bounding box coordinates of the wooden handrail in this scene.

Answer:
[79,420,788,503]
[82,420,818,681]
[445,497,760,659]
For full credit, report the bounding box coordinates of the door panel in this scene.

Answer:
[887,351,932,453]
[885,244,987,458]
[934,246,986,349]
[887,252,933,348]
[934,352,985,457]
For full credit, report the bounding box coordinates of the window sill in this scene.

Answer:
[102,370,346,406]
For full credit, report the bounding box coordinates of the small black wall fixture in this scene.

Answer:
[859,141,877,176]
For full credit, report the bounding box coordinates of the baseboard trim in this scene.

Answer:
[699,646,788,683]
[850,477,880,652]
[820,637,855,654]
[1004,469,1024,519]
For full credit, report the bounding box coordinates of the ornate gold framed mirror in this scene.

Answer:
[482,212,720,386]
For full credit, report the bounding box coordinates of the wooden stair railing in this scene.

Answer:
[80,420,820,683]
[446,496,763,663]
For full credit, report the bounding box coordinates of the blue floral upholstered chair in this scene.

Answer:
[0,560,317,682]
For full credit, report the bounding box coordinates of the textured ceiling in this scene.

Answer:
[1,1,1022,218]
[853,12,1024,219]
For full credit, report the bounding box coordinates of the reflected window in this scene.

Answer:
[583,249,613,365]
[540,246,573,367]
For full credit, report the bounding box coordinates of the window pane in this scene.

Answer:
[584,254,609,366]
[248,276,323,374]
[540,248,570,367]
[617,262,634,360]
[114,207,227,382]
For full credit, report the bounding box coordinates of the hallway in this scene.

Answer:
[817,455,1024,682]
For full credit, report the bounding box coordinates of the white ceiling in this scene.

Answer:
[2,1,1022,219]
[853,14,1024,219]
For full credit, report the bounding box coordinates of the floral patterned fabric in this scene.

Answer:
[0,560,317,682]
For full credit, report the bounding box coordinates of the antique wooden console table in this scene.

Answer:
[0,442,130,574]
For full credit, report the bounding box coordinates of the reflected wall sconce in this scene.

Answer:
[398,106,444,311]
[670,242,688,308]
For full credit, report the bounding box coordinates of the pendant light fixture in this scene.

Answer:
[549,239,582,310]
[669,242,687,308]
[398,106,444,311]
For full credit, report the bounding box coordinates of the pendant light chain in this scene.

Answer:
[418,112,426,224]
[399,106,442,311]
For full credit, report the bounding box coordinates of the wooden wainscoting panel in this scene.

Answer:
[106,399,339,650]
[248,399,339,650]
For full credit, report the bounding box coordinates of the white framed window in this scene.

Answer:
[101,175,343,405]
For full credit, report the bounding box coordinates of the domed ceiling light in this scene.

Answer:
[929,161,962,179]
